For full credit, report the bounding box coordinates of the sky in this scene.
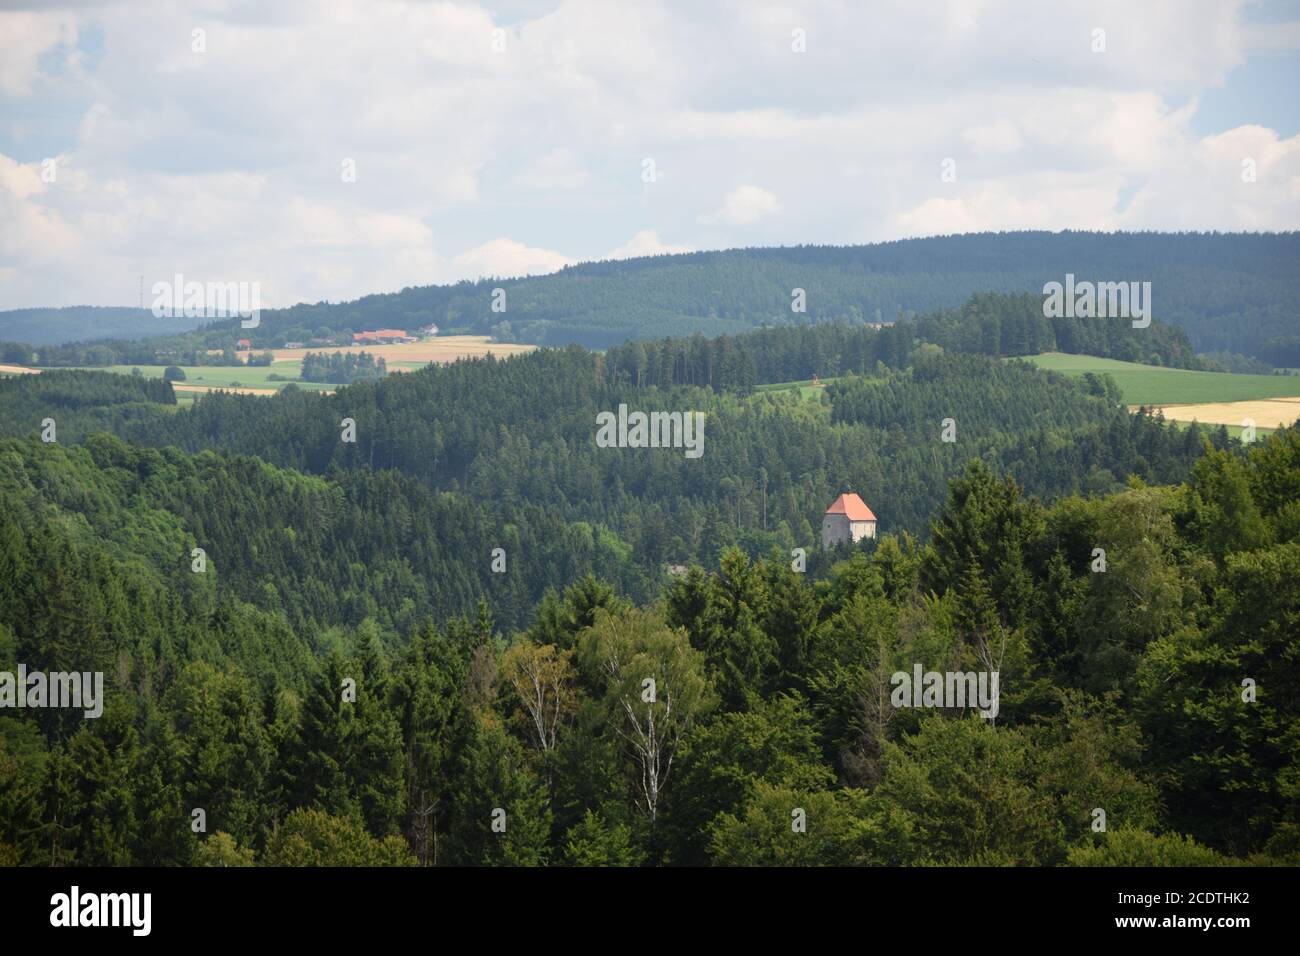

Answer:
[1,0,1298,310]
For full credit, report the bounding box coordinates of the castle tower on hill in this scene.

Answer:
[821,493,877,549]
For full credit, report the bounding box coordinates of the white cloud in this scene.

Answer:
[604,229,694,260]
[0,152,46,200]
[1118,124,1300,231]
[698,185,781,226]
[963,120,1023,156]
[450,238,572,280]
[0,0,1295,311]
[0,11,77,97]
[895,176,1124,236]
[514,147,589,190]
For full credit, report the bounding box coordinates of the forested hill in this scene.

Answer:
[5,231,1298,358]
[0,306,206,348]
[1,401,1296,867]
[0,310,1226,628]
[2,289,1297,869]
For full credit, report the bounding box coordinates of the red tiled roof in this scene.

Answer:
[826,493,876,522]
[352,329,410,341]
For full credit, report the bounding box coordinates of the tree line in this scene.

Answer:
[301,350,389,384]
[1,427,1295,865]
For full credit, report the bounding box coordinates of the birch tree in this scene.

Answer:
[500,640,576,754]
[579,607,711,824]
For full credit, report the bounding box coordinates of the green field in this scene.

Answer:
[753,377,851,400]
[65,363,344,392]
[1018,353,1300,406]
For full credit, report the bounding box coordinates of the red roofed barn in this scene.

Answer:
[352,329,414,344]
[821,492,877,549]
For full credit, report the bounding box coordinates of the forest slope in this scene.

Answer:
[5,232,1298,359]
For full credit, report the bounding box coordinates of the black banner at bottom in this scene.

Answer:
[0,864,1283,942]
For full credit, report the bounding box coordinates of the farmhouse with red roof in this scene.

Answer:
[352,329,414,344]
[821,492,878,549]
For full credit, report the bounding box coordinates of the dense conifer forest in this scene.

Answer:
[300,350,389,384]
[2,292,1294,867]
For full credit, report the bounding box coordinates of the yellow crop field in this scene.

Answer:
[259,335,534,369]
[1149,397,1300,430]
[171,383,281,397]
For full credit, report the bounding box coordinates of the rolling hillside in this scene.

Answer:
[1020,353,1300,405]
[0,305,208,347]
[1020,352,1300,432]
[5,232,1299,357]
